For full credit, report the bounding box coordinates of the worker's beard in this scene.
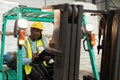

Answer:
[34,35,40,40]
[38,34,42,40]
[31,34,42,41]
[30,35,39,41]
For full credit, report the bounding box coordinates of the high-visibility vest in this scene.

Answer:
[23,37,46,75]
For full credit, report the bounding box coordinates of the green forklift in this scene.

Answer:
[0,5,54,80]
[0,4,101,80]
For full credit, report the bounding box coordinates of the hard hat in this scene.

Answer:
[31,22,44,31]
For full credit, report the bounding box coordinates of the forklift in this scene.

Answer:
[0,5,54,80]
[0,4,100,80]
[0,3,120,80]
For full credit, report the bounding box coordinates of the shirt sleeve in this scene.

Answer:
[22,46,32,66]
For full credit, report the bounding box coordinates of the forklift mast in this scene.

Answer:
[0,4,83,80]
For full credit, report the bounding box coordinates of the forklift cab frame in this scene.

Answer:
[0,5,54,80]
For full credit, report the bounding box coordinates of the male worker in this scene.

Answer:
[22,22,51,80]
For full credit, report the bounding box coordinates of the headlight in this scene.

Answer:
[17,19,28,28]
[86,24,94,32]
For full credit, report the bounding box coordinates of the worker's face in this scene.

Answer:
[31,28,42,40]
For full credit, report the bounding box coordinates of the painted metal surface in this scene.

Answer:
[0,5,54,80]
[82,15,100,80]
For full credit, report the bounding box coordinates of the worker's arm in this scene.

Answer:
[22,46,32,66]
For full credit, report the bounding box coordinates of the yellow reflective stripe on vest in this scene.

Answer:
[26,38,32,58]
[24,65,32,75]
[24,38,32,75]
[24,38,44,75]
[37,40,44,54]
[41,35,46,47]
[43,60,48,67]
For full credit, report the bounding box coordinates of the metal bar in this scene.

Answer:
[6,16,17,20]
[95,9,120,80]
[117,33,120,78]
[53,4,72,80]
[0,17,7,80]
[22,8,42,13]
[83,15,100,80]
[60,5,72,80]
[22,8,54,14]
[17,49,22,80]
[100,15,109,80]
[5,15,54,22]
[69,5,77,80]
[100,11,115,80]
[3,7,18,17]
[108,11,119,80]
[85,34,100,80]
[112,10,120,80]
[105,0,109,10]
[23,17,54,22]
[84,9,107,14]
[17,7,22,80]
[74,5,83,80]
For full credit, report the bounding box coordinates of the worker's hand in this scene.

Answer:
[32,53,39,62]
[44,56,51,60]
